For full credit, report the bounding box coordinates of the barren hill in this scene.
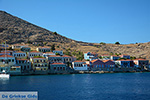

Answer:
[0,10,150,60]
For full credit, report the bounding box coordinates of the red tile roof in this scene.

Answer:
[74,60,84,62]
[117,59,131,61]
[62,55,71,57]
[90,59,99,63]
[103,60,114,62]
[16,59,28,61]
[15,51,25,53]
[101,54,110,56]
[43,52,54,54]
[48,55,61,57]
[0,55,14,58]
[134,59,148,61]
[30,51,41,53]
[51,63,65,65]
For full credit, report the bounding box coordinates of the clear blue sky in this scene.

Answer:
[0,0,150,44]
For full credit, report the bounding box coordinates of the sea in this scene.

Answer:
[0,73,150,100]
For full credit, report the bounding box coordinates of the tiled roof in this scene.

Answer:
[48,55,61,57]
[101,54,110,56]
[62,55,71,57]
[51,63,65,65]
[74,60,84,62]
[43,52,54,54]
[33,57,46,59]
[0,55,14,58]
[16,59,28,61]
[30,51,41,53]
[134,59,148,61]
[116,59,131,61]
[38,47,50,49]
[103,60,114,62]
[14,51,25,53]
[90,59,99,63]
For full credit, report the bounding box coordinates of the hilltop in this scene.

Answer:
[0,10,150,60]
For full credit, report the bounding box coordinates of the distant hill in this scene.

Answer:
[0,10,81,44]
[0,10,150,60]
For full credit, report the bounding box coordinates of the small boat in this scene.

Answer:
[0,70,10,78]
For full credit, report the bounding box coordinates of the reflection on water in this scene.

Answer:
[0,78,9,84]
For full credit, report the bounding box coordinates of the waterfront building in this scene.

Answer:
[133,59,149,69]
[30,57,48,71]
[0,55,16,73]
[72,60,88,71]
[115,59,131,68]
[42,52,55,57]
[0,51,11,55]
[120,54,130,59]
[103,60,115,71]
[84,52,98,61]
[46,55,63,64]
[110,55,120,60]
[115,59,135,71]
[90,59,105,70]
[50,63,67,73]
[20,47,31,52]
[53,50,63,56]
[12,51,26,59]
[9,66,21,75]
[28,51,43,58]
[36,47,51,52]
[62,55,72,64]
[16,59,31,73]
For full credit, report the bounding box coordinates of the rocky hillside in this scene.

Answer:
[0,10,82,44]
[0,10,150,60]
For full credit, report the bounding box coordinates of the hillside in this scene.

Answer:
[0,10,150,60]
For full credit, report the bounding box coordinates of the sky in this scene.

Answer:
[0,0,150,44]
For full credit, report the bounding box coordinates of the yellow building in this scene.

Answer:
[30,57,48,71]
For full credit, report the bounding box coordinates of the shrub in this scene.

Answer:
[115,42,120,45]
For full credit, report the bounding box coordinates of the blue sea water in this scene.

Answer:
[0,73,150,100]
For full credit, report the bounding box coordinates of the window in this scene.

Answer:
[60,67,62,70]
[54,67,56,70]
[35,64,37,67]
[8,59,11,62]
[12,59,14,62]
[63,67,65,70]
[57,67,59,71]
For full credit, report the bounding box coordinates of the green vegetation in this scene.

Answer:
[115,42,120,45]
[53,32,58,35]
[100,42,106,45]
[110,52,114,55]
[51,44,55,51]
[118,58,127,60]
[130,56,136,60]
[55,53,60,55]
[72,50,84,60]
[27,40,32,44]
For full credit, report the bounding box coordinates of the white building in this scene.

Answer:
[28,51,43,58]
[36,47,51,52]
[72,61,88,71]
[12,51,26,58]
[42,52,55,57]
[0,55,16,73]
[53,50,63,56]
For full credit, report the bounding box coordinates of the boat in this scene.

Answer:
[0,70,10,78]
